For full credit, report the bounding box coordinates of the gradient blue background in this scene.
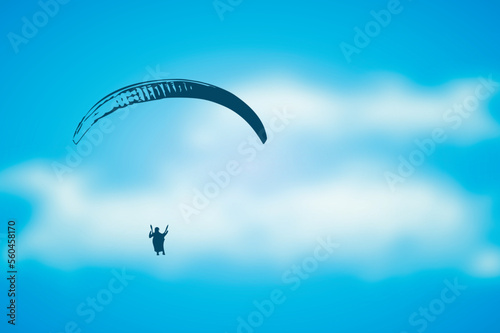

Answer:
[1,0,500,332]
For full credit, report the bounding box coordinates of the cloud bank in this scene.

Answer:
[2,73,499,280]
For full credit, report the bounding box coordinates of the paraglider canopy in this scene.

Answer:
[73,79,267,145]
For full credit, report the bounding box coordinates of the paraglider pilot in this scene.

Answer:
[149,225,168,255]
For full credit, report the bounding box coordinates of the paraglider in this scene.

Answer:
[72,79,267,257]
[73,79,267,145]
[149,225,169,255]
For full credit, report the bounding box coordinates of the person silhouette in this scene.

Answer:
[149,225,168,255]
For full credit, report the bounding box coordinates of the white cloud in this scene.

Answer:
[185,73,499,154]
[1,74,499,280]
[0,158,493,280]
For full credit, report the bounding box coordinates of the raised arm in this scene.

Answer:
[149,231,153,238]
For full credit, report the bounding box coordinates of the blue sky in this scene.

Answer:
[2,0,500,332]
